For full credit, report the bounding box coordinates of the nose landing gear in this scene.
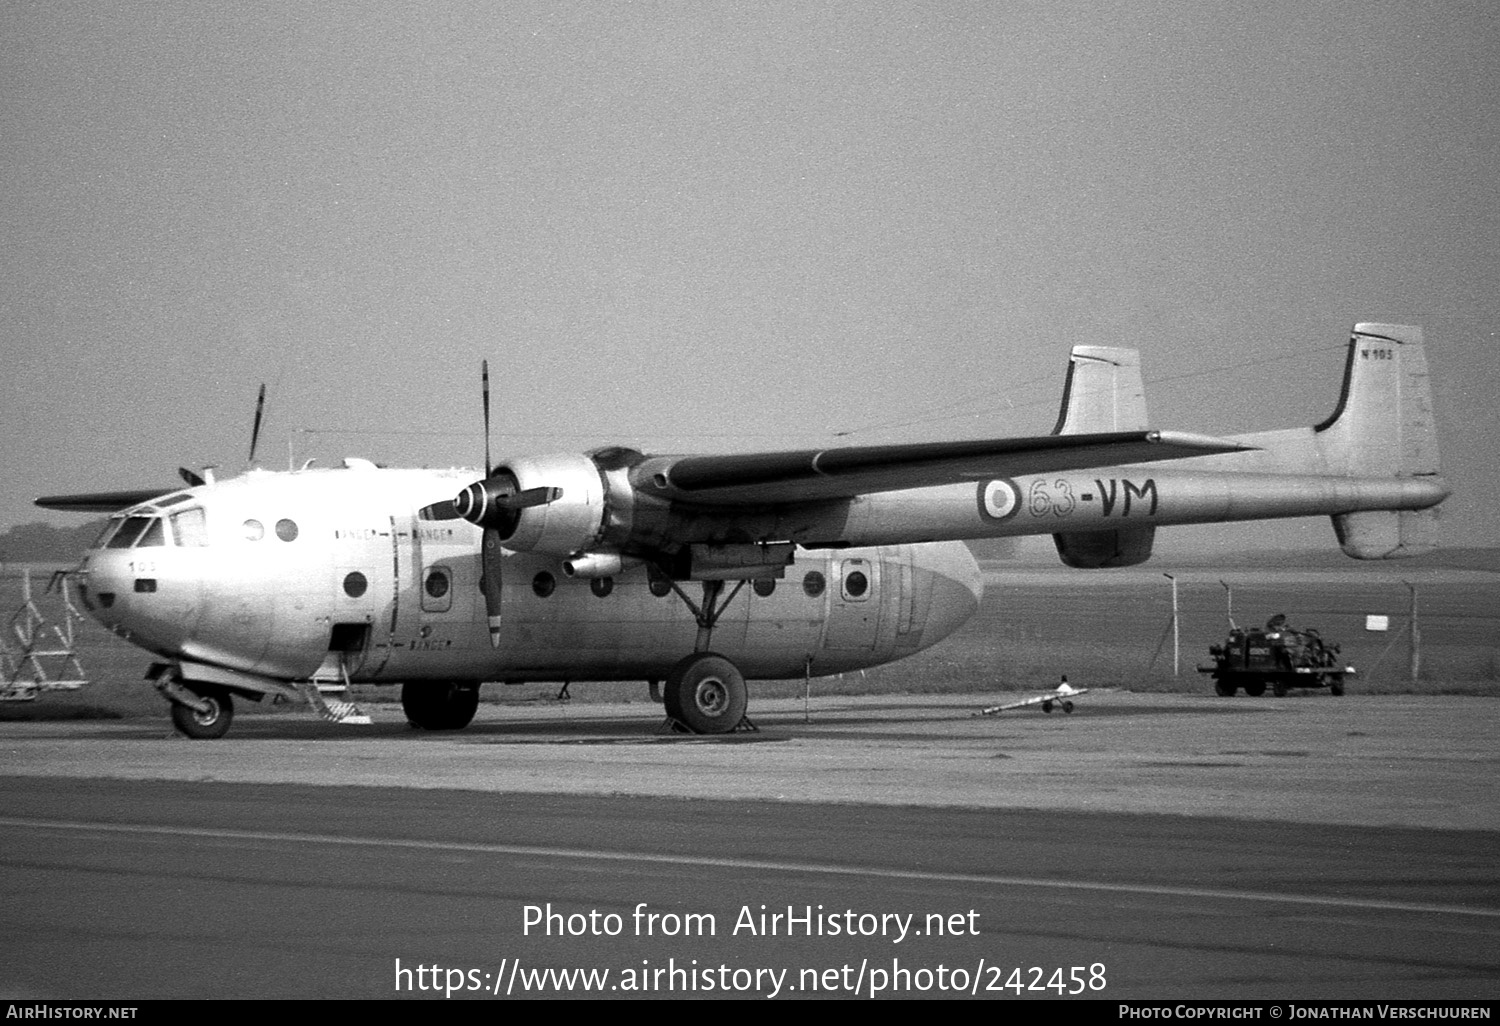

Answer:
[167,686,234,739]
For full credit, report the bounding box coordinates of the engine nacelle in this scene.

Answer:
[458,453,609,556]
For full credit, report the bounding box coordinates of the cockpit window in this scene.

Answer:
[93,518,123,548]
[171,507,209,547]
[106,516,153,549]
[136,518,166,547]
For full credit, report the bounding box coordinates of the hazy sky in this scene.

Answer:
[3,2,1497,551]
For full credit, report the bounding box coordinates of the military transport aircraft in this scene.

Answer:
[36,322,1446,739]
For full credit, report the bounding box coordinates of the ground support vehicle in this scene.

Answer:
[1197,620,1353,697]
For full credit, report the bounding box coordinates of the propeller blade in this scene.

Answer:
[248,384,267,466]
[482,529,504,648]
[489,486,563,511]
[417,499,459,521]
[481,359,492,476]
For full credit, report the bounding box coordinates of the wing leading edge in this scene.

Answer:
[35,489,179,513]
[638,430,1254,506]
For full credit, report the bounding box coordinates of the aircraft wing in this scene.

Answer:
[35,489,178,512]
[638,430,1253,505]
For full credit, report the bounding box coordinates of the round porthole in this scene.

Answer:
[343,571,368,598]
[275,518,298,542]
[803,570,826,597]
[752,578,776,597]
[242,519,264,541]
[590,576,614,598]
[845,570,869,597]
[424,570,450,599]
[532,572,556,598]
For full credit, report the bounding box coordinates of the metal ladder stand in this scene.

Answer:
[1,569,88,702]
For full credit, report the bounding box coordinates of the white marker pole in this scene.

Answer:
[1164,573,1180,677]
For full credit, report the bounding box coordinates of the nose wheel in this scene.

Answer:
[169,687,235,739]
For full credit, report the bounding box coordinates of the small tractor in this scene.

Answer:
[1197,615,1353,697]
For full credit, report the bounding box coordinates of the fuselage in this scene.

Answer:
[75,462,984,687]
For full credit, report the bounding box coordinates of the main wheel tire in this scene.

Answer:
[402,681,480,730]
[1241,679,1267,697]
[1062,700,1074,713]
[170,688,234,740]
[663,653,747,735]
[1214,678,1237,697]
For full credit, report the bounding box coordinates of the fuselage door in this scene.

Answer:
[822,556,881,650]
[332,518,399,677]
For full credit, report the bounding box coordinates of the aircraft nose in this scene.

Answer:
[915,541,983,641]
[78,550,129,628]
[77,546,198,656]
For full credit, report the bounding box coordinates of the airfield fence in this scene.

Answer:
[946,568,1500,693]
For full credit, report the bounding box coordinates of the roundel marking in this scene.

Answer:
[978,479,1021,521]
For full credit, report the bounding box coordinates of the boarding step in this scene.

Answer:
[299,681,373,725]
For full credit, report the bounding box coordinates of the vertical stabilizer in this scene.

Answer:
[1315,323,1439,478]
[1052,347,1148,435]
[1315,324,1444,558]
[1052,346,1156,566]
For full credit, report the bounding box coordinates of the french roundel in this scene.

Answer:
[978,479,1021,521]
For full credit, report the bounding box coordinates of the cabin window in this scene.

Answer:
[840,559,872,601]
[242,519,264,542]
[752,578,776,597]
[275,518,299,542]
[106,516,153,549]
[343,571,368,598]
[802,570,826,597]
[170,508,209,547]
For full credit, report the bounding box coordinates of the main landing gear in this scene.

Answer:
[402,681,480,730]
[663,652,749,734]
[651,573,757,735]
